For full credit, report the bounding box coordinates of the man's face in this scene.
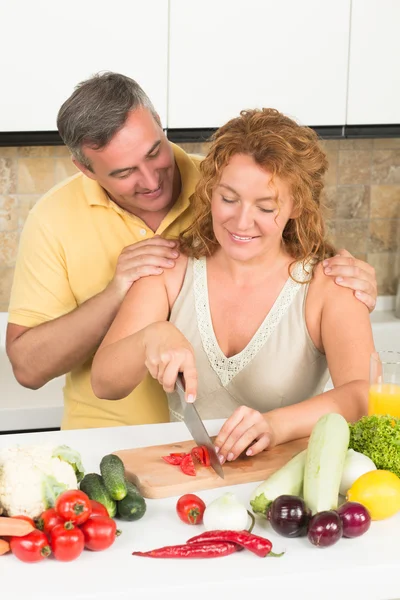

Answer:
[75,107,177,218]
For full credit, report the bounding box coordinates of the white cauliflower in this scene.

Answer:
[0,444,84,519]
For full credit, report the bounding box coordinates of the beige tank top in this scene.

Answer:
[167,257,329,422]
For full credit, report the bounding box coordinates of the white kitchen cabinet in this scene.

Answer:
[168,0,351,128]
[0,0,168,131]
[347,0,400,125]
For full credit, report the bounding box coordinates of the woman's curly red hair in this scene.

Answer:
[179,108,335,268]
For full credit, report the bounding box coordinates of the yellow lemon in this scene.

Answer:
[347,469,400,520]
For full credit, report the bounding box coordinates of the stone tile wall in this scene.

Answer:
[0,139,399,311]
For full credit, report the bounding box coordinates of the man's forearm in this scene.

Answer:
[8,286,123,389]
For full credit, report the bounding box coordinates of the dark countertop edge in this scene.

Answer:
[1,124,400,146]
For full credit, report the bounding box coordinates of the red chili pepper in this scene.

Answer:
[186,530,283,558]
[132,541,239,558]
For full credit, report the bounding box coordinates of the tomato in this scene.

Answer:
[12,515,36,528]
[162,454,186,465]
[50,522,85,562]
[36,508,65,535]
[55,489,92,525]
[162,452,188,465]
[200,446,210,467]
[176,494,206,525]
[80,516,119,551]
[90,500,109,518]
[180,453,196,476]
[191,446,205,464]
[10,530,51,563]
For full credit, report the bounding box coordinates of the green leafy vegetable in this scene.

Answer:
[349,415,400,477]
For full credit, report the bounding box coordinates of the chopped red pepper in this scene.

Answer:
[180,453,196,476]
[132,541,239,558]
[186,530,283,558]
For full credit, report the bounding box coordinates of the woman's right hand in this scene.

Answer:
[143,322,198,402]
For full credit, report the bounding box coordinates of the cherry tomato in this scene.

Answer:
[36,508,65,535]
[55,489,92,525]
[191,446,205,464]
[50,522,85,562]
[10,530,51,563]
[12,515,36,528]
[80,516,120,551]
[90,500,109,518]
[180,454,196,476]
[200,446,210,467]
[176,494,206,525]
[162,454,186,465]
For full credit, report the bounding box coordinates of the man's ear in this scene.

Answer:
[72,157,96,180]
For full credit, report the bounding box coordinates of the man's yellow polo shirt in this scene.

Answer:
[8,144,201,430]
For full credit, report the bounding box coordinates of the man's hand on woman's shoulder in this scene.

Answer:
[322,249,377,312]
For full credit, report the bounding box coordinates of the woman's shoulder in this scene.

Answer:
[310,259,356,305]
[163,253,190,308]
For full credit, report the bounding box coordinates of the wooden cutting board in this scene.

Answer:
[114,437,308,499]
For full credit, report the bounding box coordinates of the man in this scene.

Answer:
[6,72,377,430]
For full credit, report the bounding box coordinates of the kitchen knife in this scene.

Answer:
[176,376,224,479]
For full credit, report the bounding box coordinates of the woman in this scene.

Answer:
[91,108,374,465]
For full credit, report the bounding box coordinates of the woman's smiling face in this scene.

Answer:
[211,153,296,261]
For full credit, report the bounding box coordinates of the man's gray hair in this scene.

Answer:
[57,72,158,170]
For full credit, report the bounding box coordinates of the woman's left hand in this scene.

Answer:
[213,406,275,464]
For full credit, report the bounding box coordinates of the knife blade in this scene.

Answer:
[176,376,224,479]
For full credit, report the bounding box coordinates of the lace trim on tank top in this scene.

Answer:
[193,258,311,387]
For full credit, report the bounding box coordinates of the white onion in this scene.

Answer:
[203,492,249,531]
[339,449,377,496]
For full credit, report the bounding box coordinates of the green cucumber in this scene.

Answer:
[80,473,117,518]
[100,454,127,501]
[117,481,146,522]
[249,449,307,516]
[303,413,350,515]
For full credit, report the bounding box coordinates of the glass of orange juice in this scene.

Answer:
[369,351,400,417]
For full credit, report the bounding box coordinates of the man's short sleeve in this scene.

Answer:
[8,212,78,327]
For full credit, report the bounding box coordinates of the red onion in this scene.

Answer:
[307,510,343,548]
[336,501,371,538]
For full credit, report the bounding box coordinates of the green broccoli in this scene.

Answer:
[349,415,400,477]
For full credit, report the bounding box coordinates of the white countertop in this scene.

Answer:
[1,419,400,600]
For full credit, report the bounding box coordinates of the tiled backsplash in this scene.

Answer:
[0,139,399,311]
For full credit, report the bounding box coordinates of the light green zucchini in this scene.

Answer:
[303,412,350,515]
[249,449,307,516]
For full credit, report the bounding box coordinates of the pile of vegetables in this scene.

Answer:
[133,491,282,559]
[0,489,120,562]
[0,444,84,519]
[248,412,400,548]
[79,454,146,522]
